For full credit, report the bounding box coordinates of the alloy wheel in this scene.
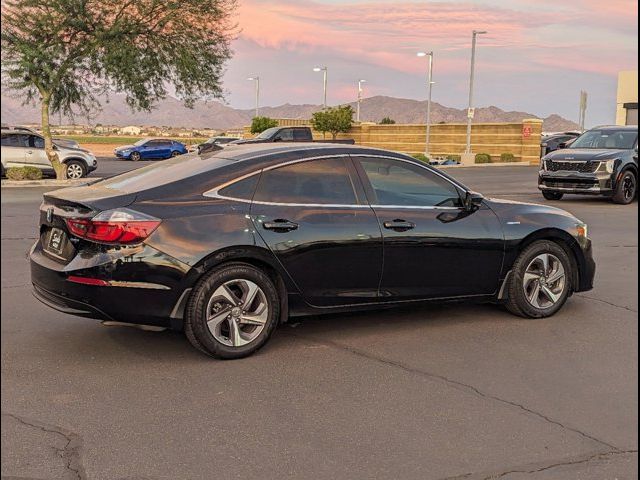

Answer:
[523,253,566,309]
[66,163,84,179]
[623,174,636,201]
[205,279,269,347]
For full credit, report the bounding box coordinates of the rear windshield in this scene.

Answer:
[98,154,233,192]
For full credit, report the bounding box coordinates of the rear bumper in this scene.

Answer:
[538,171,614,195]
[30,240,191,328]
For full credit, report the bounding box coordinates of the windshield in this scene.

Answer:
[133,139,148,146]
[256,127,279,139]
[570,130,638,149]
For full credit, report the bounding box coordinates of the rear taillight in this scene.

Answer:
[65,208,160,244]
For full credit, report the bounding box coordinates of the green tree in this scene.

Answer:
[250,116,278,134]
[1,0,237,179]
[311,105,354,140]
[380,117,396,124]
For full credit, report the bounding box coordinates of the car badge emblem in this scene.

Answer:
[46,208,53,223]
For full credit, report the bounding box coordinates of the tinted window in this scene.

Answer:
[253,157,357,205]
[571,130,638,149]
[275,129,294,141]
[293,129,310,141]
[359,158,462,207]
[219,175,259,200]
[29,135,44,148]
[100,155,233,192]
[1,133,29,147]
[256,127,279,139]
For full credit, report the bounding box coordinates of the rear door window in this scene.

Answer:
[253,157,358,205]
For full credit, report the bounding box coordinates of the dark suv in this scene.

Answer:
[538,125,638,204]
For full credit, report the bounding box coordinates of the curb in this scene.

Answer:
[1,179,90,188]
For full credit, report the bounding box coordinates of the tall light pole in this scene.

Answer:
[313,66,328,108]
[247,76,260,117]
[417,51,434,156]
[357,79,366,122]
[465,30,487,154]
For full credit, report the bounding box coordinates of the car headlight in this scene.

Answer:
[539,158,546,171]
[598,159,617,173]
[576,222,588,239]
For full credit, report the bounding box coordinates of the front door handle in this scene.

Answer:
[383,219,415,232]
[263,219,298,232]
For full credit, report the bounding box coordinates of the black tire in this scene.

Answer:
[505,240,573,318]
[184,263,280,359]
[612,170,636,205]
[542,190,564,201]
[171,150,180,157]
[65,160,86,179]
[130,151,141,162]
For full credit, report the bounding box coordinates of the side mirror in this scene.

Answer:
[464,191,484,211]
[558,142,567,149]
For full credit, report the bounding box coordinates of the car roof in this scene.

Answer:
[207,142,415,163]
[590,125,638,131]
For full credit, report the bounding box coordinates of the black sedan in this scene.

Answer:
[31,144,595,359]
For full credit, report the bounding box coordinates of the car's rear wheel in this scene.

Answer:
[184,263,280,359]
[505,240,573,318]
[130,151,141,162]
[612,170,636,204]
[171,151,180,157]
[542,190,564,201]
[65,160,86,179]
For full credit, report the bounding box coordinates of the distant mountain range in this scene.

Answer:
[0,92,579,132]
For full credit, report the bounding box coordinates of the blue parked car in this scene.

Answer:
[114,138,188,161]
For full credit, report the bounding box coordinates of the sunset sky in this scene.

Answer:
[223,0,638,126]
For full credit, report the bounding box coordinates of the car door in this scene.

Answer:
[353,155,505,300]
[1,133,28,167]
[24,135,50,168]
[141,140,162,159]
[249,155,383,307]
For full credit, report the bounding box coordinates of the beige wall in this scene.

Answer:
[245,118,544,165]
[615,71,638,125]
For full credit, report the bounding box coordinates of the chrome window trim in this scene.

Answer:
[203,152,468,211]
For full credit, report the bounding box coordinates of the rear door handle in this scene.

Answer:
[383,219,415,231]
[263,219,299,232]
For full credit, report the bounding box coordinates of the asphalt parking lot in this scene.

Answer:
[1,161,637,479]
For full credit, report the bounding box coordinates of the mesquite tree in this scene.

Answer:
[1,0,237,178]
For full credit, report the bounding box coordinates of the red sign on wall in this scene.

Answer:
[522,125,533,137]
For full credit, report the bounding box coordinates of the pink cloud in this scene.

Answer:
[236,0,636,76]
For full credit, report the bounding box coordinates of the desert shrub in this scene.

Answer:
[24,167,43,180]
[411,153,430,163]
[6,167,26,180]
[5,167,43,180]
[500,152,516,162]
[475,153,491,164]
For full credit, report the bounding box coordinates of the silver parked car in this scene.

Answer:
[1,128,97,179]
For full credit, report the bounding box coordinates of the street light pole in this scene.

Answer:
[247,76,260,117]
[313,66,328,108]
[357,79,366,122]
[418,51,434,156]
[465,30,487,154]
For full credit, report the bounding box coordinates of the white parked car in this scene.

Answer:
[1,128,97,178]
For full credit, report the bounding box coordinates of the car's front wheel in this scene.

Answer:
[171,151,180,157]
[612,170,636,204]
[65,160,86,179]
[505,240,573,318]
[130,151,141,162]
[542,190,564,201]
[184,263,280,359]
